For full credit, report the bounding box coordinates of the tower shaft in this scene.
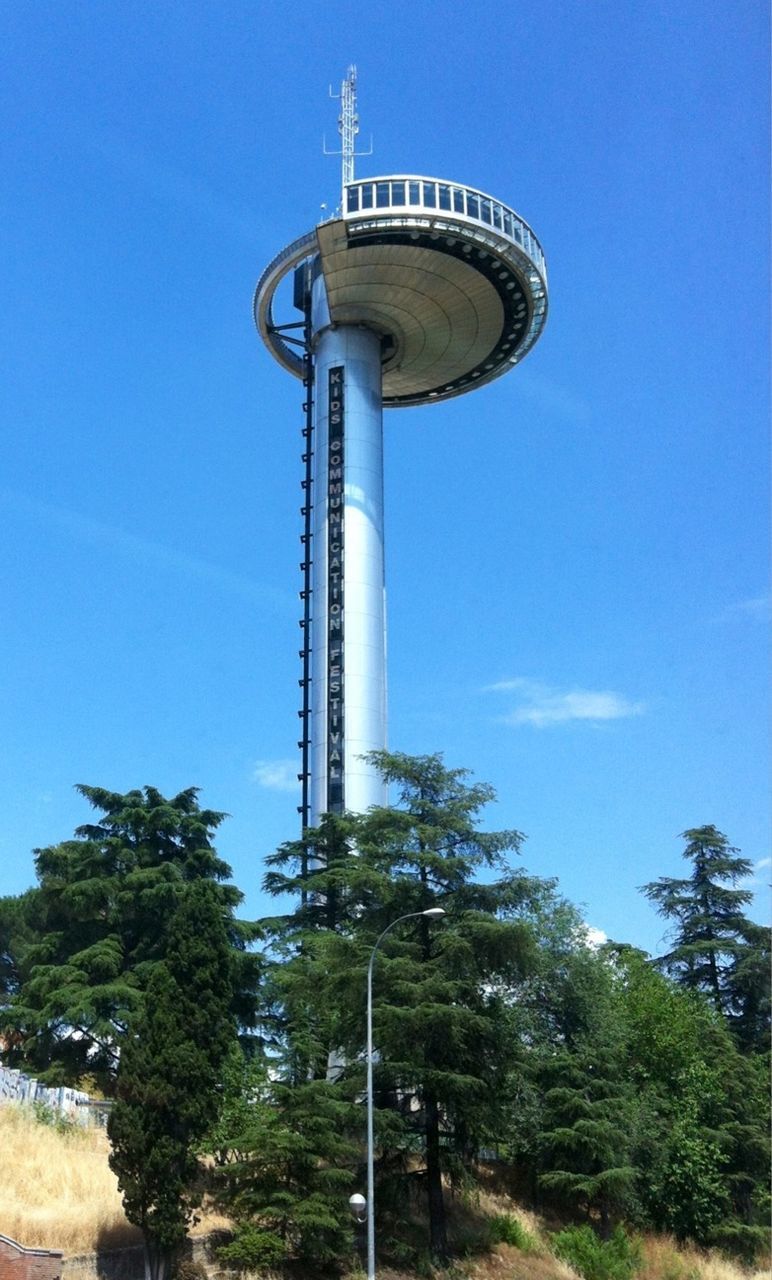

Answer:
[309,290,387,824]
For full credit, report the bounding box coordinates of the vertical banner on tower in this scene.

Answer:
[326,366,345,813]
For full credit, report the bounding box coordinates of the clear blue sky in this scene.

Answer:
[1,1,768,955]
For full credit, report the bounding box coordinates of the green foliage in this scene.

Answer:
[0,890,38,1006]
[533,946,639,1232]
[108,882,239,1280]
[489,1213,536,1250]
[217,1227,287,1271]
[30,1099,76,1135]
[551,1224,642,1280]
[2,786,258,1091]
[258,750,542,1267]
[212,1070,359,1265]
[641,826,768,1048]
[200,1041,268,1167]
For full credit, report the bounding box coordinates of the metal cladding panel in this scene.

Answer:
[310,324,388,826]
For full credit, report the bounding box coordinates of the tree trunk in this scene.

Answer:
[425,1091,448,1262]
[144,1241,171,1280]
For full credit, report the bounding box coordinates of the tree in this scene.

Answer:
[108,882,238,1280]
[613,945,770,1256]
[0,890,37,1007]
[213,1072,359,1268]
[2,786,258,1089]
[263,751,539,1265]
[525,943,639,1236]
[641,825,758,1022]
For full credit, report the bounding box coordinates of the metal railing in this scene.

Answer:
[343,175,546,277]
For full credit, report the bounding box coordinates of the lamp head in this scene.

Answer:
[349,1192,367,1221]
[421,907,446,919]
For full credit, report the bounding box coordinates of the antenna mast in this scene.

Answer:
[326,64,372,203]
[338,65,359,190]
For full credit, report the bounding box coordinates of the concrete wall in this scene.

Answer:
[0,1068,94,1126]
[62,1234,229,1280]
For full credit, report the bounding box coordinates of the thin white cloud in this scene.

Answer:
[1,488,291,609]
[584,926,608,950]
[743,857,772,889]
[514,367,592,424]
[252,759,299,793]
[485,677,644,728]
[721,595,771,621]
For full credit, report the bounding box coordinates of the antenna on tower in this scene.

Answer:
[323,64,373,202]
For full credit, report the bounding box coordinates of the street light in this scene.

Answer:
[365,907,446,1280]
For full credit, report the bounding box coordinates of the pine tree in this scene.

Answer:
[3,786,258,1088]
[262,751,539,1266]
[642,825,768,1046]
[108,882,238,1280]
[532,945,638,1236]
[642,825,752,1011]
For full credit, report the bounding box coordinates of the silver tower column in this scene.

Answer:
[309,274,388,824]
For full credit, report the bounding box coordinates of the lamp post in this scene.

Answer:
[365,907,446,1280]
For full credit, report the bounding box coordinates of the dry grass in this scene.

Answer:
[2,1102,767,1280]
[0,1103,140,1253]
[0,1104,229,1255]
[638,1234,770,1280]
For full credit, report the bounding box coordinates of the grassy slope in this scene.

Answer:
[0,1104,228,1254]
[0,1105,766,1279]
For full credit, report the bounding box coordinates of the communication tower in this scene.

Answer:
[254,67,548,830]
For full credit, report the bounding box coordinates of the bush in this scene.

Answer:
[217,1227,287,1271]
[31,1101,76,1135]
[551,1224,641,1280]
[489,1213,536,1251]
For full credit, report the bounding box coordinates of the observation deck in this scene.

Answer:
[255,175,548,407]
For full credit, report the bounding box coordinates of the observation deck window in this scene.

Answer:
[341,180,544,279]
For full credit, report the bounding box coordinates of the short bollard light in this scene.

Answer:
[349,1193,367,1222]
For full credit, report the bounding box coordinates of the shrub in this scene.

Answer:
[31,1101,76,1135]
[217,1227,287,1271]
[489,1213,536,1251]
[551,1224,642,1280]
